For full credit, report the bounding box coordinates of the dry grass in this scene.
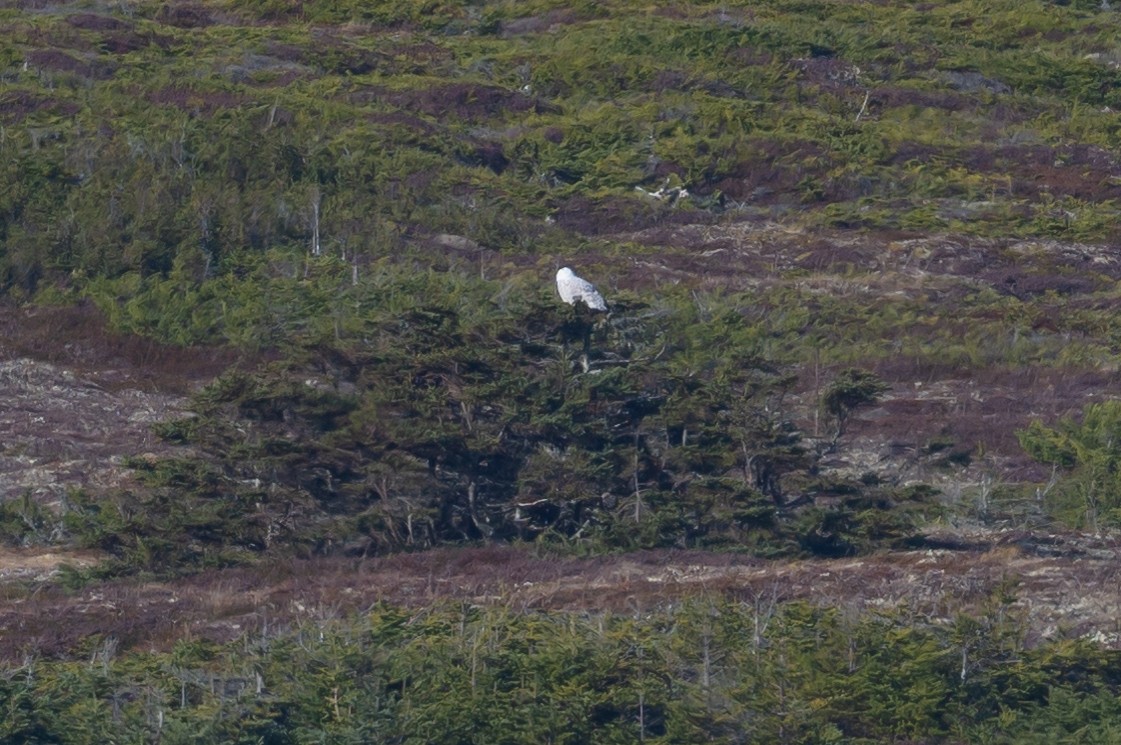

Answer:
[0,300,247,393]
[0,301,261,503]
[3,535,1121,659]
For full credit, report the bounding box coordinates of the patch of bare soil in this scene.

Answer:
[0,302,239,502]
[609,222,1121,291]
[603,222,1121,482]
[0,357,188,502]
[2,536,1120,659]
[0,547,100,583]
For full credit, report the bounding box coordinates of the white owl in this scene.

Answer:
[556,267,607,311]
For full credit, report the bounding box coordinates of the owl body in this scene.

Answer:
[555,267,607,311]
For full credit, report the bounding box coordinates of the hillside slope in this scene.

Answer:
[6,5,1121,731]
[9,1,1121,740]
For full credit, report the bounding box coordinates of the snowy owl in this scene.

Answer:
[556,267,607,311]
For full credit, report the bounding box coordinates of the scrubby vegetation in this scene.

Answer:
[7,599,1121,744]
[6,0,1121,299]
[5,0,1121,739]
[6,0,1121,568]
[56,263,931,575]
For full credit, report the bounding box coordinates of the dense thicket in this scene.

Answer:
[6,599,1121,744]
[52,261,928,572]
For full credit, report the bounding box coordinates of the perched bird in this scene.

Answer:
[555,267,607,311]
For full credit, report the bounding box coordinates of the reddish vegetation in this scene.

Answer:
[65,13,132,32]
[0,301,242,393]
[146,86,251,115]
[871,85,982,113]
[154,2,215,28]
[376,82,553,122]
[379,39,455,68]
[0,302,251,502]
[4,535,1121,660]
[25,48,116,80]
[498,8,588,36]
[101,29,174,55]
[692,138,833,203]
[0,90,80,123]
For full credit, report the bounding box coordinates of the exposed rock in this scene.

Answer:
[432,233,482,252]
[0,357,190,503]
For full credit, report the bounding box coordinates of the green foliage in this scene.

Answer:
[4,598,1121,743]
[24,257,946,573]
[0,492,57,546]
[77,262,889,570]
[821,367,889,446]
[1019,400,1121,529]
[5,4,1121,739]
[5,0,1121,295]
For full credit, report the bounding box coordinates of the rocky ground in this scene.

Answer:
[0,357,187,503]
[0,301,242,505]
